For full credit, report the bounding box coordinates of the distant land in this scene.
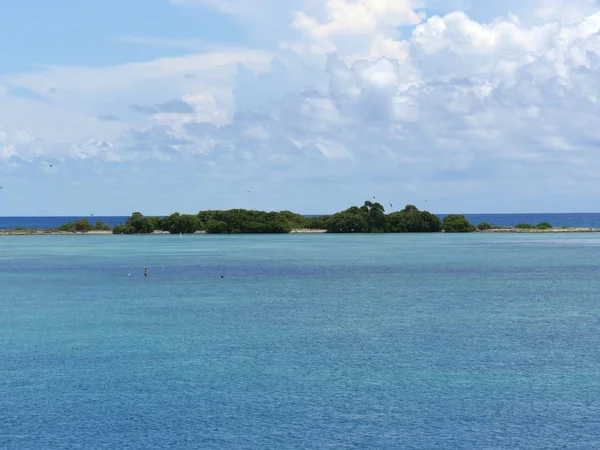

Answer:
[1,201,600,235]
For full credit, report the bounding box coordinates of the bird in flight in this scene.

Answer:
[389,203,393,209]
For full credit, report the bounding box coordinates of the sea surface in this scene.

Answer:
[2,212,600,229]
[2,233,600,449]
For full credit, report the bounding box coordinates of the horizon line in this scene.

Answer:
[0,212,599,218]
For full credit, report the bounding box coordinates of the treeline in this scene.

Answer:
[55,219,111,232]
[113,210,313,235]
[48,205,556,235]
[111,201,480,234]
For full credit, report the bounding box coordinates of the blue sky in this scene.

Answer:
[1,0,600,215]
[0,0,246,70]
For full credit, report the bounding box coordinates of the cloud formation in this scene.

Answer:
[131,98,196,114]
[1,0,600,213]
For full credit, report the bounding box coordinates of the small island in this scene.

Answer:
[1,201,599,235]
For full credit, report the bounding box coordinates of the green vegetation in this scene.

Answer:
[161,213,201,234]
[325,201,387,233]
[387,205,442,233]
[1,207,562,235]
[111,201,450,234]
[198,210,294,234]
[514,222,552,230]
[515,223,534,229]
[56,219,111,232]
[442,214,476,233]
[112,212,158,234]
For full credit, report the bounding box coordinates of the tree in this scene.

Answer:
[326,209,369,233]
[56,219,93,232]
[162,213,200,234]
[278,210,311,229]
[206,220,228,234]
[360,201,387,232]
[387,205,442,232]
[93,220,111,231]
[197,209,293,234]
[306,215,330,229]
[175,215,201,234]
[160,213,180,233]
[117,212,157,234]
[442,214,475,233]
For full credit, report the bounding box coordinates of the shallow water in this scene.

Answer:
[1,233,600,449]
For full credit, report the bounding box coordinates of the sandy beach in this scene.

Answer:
[0,230,113,236]
[290,228,328,233]
[479,228,600,233]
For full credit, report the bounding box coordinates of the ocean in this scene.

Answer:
[2,212,600,229]
[2,233,600,448]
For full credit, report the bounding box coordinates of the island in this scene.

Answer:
[1,201,599,235]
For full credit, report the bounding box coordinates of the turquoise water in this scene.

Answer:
[2,234,600,449]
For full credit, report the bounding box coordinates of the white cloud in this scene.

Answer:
[534,0,599,25]
[2,0,600,213]
[281,0,425,60]
[0,50,272,161]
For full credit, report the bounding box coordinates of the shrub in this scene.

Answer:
[93,220,111,231]
[477,222,492,231]
[206,220,228,234]
[442,214,475,233]
[121,212,158,234]
[56,219,93,232]
[515,223,534,229]
[536,222,553,229]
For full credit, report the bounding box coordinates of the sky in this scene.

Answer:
[1,0,600,215]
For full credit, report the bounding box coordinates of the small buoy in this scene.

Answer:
[128,273,131,277]
[220,274,224,278]
[144,267,148,277]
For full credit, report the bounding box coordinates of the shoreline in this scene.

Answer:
[0,230,114,235]
[478,228,600,233]
[1,227,600,235]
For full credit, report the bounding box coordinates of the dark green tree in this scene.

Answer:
[117,212,157,234]
[93,220,111,231]
[56,219,93,232]
[198,209,292,234]
[442,214,475,233]
[162,213,200,234]
[206,220,228,234]
[360,201,387,232]
[326,208,369,233]
[387,205,442,232]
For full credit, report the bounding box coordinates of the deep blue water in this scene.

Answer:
[2,233,600,449]
[0,216,129,229]
[2,213,600,229]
